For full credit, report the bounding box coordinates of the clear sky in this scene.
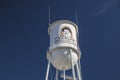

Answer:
[0,0,120,80]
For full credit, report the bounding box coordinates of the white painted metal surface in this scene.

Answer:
[47,20,80,70]
[46,20,82,80]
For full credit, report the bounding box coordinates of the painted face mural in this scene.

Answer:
[61,28,72,38]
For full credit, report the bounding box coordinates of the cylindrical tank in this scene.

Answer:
[47,20,80,70]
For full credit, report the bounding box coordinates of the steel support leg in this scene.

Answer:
[56,69,59,80]
[45,61,50,80]
[76,62,82,80]
[63,70,65,80]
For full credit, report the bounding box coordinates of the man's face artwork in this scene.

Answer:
[62,28,71,38]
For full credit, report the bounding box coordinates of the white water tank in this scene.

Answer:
[47,20,80,70]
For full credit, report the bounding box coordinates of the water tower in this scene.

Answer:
[46,20,82,80]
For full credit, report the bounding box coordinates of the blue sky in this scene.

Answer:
[0,0,120,80]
